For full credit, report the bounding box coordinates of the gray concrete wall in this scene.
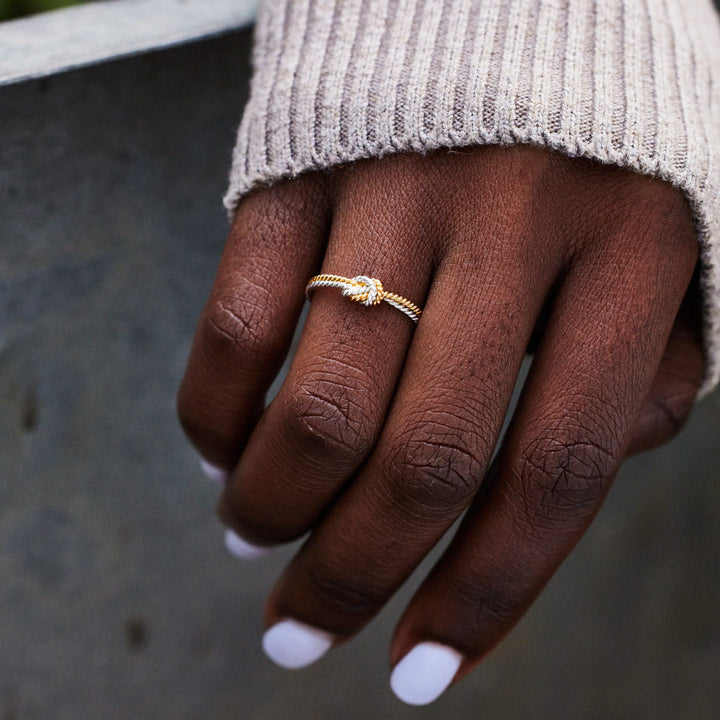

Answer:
[1,29,719,720]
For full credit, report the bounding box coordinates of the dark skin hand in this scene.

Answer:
[177,144,705,704]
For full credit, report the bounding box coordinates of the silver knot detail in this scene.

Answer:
[342,275,384,306]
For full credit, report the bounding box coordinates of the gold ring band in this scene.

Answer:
[305,274,422,323]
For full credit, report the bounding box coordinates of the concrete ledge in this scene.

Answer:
[0,0,257,86]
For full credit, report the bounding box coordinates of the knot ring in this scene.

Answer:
[305,274,422,323]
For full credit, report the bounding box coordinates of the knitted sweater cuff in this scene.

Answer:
[225,0,720,397]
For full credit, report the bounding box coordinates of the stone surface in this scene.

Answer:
[1,27,719,720]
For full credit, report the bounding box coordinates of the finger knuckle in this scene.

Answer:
[305,560,383,619]
[201,287,281,371]
[516,428,616,527]
[384,421,485,516]
[282,371,376,463]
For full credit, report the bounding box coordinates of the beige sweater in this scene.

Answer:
[225,0,720,397]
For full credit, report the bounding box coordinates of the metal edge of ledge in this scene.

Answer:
[0,0,257,87]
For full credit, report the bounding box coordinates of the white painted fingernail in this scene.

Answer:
[390,642,463,706]
[262,619,334,669]
[224,528,270,560]
[199,458,230,483]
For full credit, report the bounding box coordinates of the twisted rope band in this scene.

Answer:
[305,274,422,323]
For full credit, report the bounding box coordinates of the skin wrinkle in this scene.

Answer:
[512,465,613,534]
[206,305,262,356]
[279,368,381,454]
[288,373,378,449]
[452,579,527,629]
[303,561,387,620]
[380,428,487,517]
[404,447,479,497]
[202,297,282,372]
[215,167,444,540]
[498,481,581,545]
[352,472,440,545]
[507,399,638,535]
[367,368,511,525]
[267,421,357,489]
[369,470,452,531]
[206,248,305,339]
[403,388,504,438]
[392,227,693,668]
[178,176,332,467]
[539,443,611,504]
[261,430,346,494]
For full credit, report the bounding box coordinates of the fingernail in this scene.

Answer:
[199,458,230,483]
[224,528,270,560]
[390,642,463,706]
[262,619,334,669]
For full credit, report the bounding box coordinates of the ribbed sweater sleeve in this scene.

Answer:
[224,0,720,397]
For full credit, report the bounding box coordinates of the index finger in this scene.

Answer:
[177,176,331,469]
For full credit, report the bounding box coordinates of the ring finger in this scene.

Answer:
[219,156,439,546]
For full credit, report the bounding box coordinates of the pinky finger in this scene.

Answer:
[626,275,704,456]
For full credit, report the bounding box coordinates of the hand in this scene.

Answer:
[177,145,704,705]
